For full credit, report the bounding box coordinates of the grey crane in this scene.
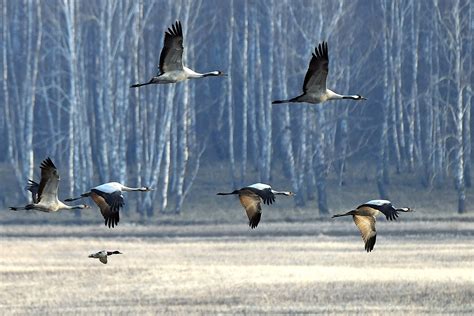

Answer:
[10,158,89,212]
[217,183,294,229]
[273,42,366,104]
[332,200,413,252]
[130,21,225,88]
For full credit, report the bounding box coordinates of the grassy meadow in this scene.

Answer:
[1,217,473,315]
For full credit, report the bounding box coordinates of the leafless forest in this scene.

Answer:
[0,0,472,218]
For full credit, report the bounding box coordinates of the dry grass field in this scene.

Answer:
[1,217,473,315]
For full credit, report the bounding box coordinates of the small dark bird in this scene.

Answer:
[88,250,122,264]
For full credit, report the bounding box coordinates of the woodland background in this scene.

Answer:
[0,0,472,219]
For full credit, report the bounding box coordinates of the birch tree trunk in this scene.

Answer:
[378,0,391,198]
[22,0,42,183]
[174,9,192,213]
[463,2,472,188]
[407,0,419,171]
[239,0,248,184]
[226,0,237,187]
[314,107,328,214]
[132,0,144,217]
[453,0,466,213]
[274,5,301,207]
[61,0,80,203]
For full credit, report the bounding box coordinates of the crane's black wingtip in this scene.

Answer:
[40,157,56,170]
[249,213,261,229]
[314,41,328,60]
[168,20,183,37]
[176,20,182,35]
[365,235,376,252]
[104,211,120,229]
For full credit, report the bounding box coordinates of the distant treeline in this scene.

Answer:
[0,0,471,215]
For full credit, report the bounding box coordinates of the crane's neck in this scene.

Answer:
[217,190,240,195]
[342,95,362,100]
[332,210,356,218]
[327,89,362,100]
[60,202,87,210]
[184,67,205,78]
[184,66,223,79]
[271,190,292,196]
[326,89,344,100]
[396,207,412,212]
[201,71,221,77]
[121,185,146,192]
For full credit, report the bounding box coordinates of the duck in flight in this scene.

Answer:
[65,182,152,228]
[88,250,122,264]
[130,20,225,87]
[332,200,413,252]
[272,42,366,104]
[10,158,89,212]
[217,183,294,228]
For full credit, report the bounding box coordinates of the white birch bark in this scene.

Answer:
[407,0,419,171]
[226,0,236,187]
[239,0,249,183]
[378,0,392,198]
[452,0,465,213]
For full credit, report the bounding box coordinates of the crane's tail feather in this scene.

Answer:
[10,205,33,211]
[65,197,81,202]
[65,192,90,202]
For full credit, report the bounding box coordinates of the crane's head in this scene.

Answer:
[140,187,153,192]
[213,70,227,77]
[397,207,414,212]
[355,94,367,100]
[74,204,91,209]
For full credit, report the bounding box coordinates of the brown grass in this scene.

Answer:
[1,220,473,315]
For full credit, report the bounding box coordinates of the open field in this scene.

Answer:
[1,218,473,315]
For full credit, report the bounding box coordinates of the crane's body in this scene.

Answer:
[217,183,294,228]
[273,42,366,105]
[332,200,413,252]
[10,158,89,213]
[130,21,225,88]
[65,182,152,228]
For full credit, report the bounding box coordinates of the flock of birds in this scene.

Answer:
[10,21,412,264]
